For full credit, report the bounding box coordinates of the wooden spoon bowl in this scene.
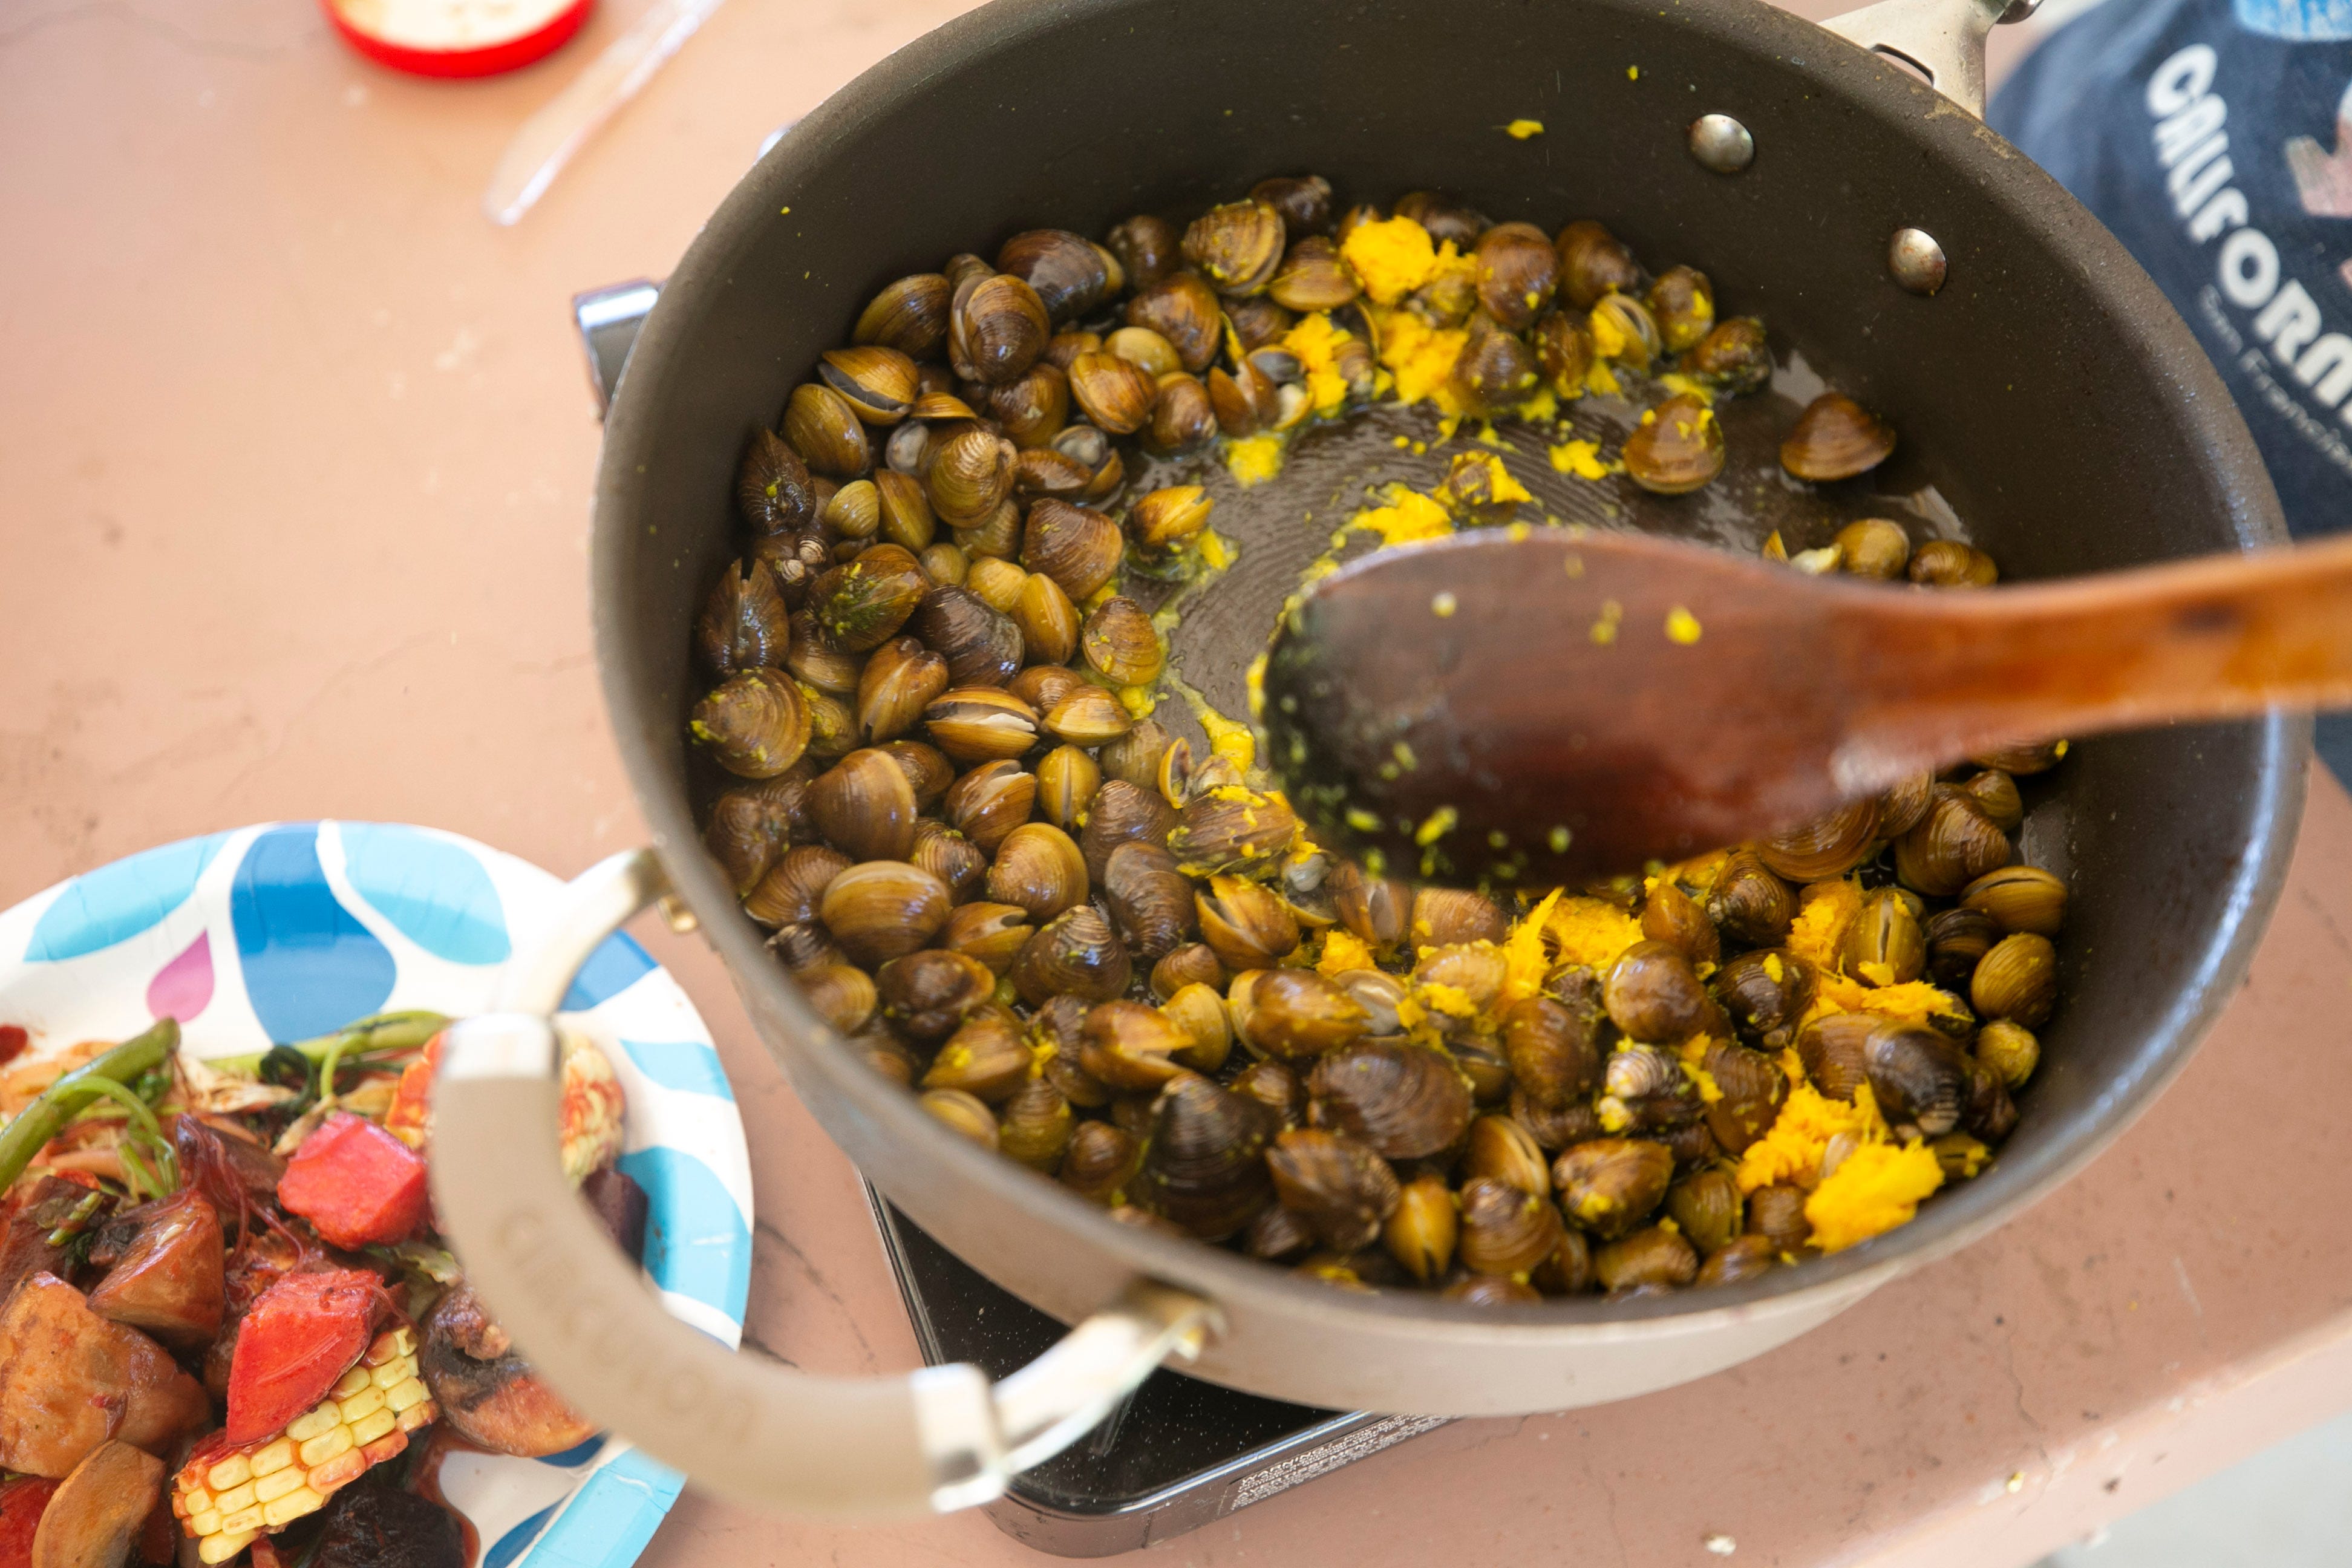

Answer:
[1261,526,2352,886]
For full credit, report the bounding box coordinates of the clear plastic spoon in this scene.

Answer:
[482,0,728,226]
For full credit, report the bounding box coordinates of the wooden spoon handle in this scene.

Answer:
[1846,533,2352,768]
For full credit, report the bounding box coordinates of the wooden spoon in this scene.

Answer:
[1257,528,2352,887]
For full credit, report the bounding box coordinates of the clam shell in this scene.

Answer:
[743,846,856,930]
[1971,932,2057,1027]
[1105,214,1183,291]
[988,361,1070,450]
[1079,596,1163,687]
[1079,779,1175,883]
[852,273,950,359]
[809,748,918,863]
[926,426,1019,527]
[818,345,919,426]
[703,768,809,895]
[805,543,927,654]
[783,382,872,479]
[1020,498,1123,602]
[943,759,1037,854]
[1408,887,1508,947]
[1646,265,1716,353]
[1707,851,1795,946]
[998,1076,1075,1172]
[938,900,1033,975]
[1132,1073,1279,1240]
[995,229,1112,324]
[1623,392,1725,495]
[1863,1020,1969,1137]
[985,822,1089,923]
[737,426,819,535]
[1465,1115,1552,1196]
[1383,1172,1458,1282]
[918,1088,997,1150]
[913,584,1024,688]
[1035,744,1100,833]
[1067,350,1158,436]
[792,963,876,1036]
[1494,996,1600,1111]
[1892,790,2011,897]
[922,1009,1032,1103]
[1308,1042,1471,1160]
[1756,796,1882,882]
[1196,875,1300,973]
[1267,1128,1399,1252]
[876,949,995,1047]
[691,667,811,779]
[1594,1226,1698,1293]
[1797,1013,1877,1103]
[818,860,951,965]
[1183,198,1286,296]
[1700,1040,1787,1155]
[1059,1120,1140,1204]
[1123,270,1223,374]
[1077,999,1191,1092]
[1101,841,1196,961]
[1555,219,1642,309]
[909,818,988,904]
[1009,905,1131,1006]
[950,272,1050,386]
[1230,968,1366,1060]
[854,637,949,745]
[1457,1177,1566,1277]
[1552,1137,1673,1240]
[1780,392,1896,482]
[921,687,1039,763]
[1471,222,1557,331]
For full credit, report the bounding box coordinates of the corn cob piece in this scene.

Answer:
[171,1327,437,1564]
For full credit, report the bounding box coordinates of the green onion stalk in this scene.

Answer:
[0,1018,179,1198]
[207,1011,448,1082]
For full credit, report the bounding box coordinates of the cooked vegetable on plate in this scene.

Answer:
[0,1010,640,1568]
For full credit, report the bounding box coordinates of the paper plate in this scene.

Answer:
[0,821,750,1568]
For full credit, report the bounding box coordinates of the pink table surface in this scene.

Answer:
[5,1,2349,1563]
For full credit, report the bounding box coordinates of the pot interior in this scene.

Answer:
[596,0,2302,1353]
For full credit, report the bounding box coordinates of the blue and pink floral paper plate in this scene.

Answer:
[0,822,751,1568]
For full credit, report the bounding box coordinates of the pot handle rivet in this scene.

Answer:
[1889,227,1949,295]
[429,847,1221,1517]
[1688,114,1754,175]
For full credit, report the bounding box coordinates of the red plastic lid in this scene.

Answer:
[322,0,593,79]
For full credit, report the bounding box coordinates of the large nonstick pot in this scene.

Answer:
[431,0,2308,1519]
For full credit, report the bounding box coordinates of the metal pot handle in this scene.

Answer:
[428,849,1220,1517]
[1821,0,2038,119]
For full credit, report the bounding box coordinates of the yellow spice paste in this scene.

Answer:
[1736,1077,1889,1193]
[1224,434,1285,487]
[1345,485,1454,547]
[1339,215,1443,304]
[1785,878,1862,970]
[1549,439,1616,480]
[1318,928,1376,976]
[1805,1143,1946,1253]
[1281,310,1371,417]
[1541,896,1646,971]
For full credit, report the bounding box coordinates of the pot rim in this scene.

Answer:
[594,0,2307,1341]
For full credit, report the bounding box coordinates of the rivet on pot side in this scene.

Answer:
[1889,227,1948,296]
[1687,114,1754,175]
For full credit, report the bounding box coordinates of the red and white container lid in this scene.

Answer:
[322,0,593,78]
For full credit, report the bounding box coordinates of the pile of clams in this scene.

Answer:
[688,173,2066,1301]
